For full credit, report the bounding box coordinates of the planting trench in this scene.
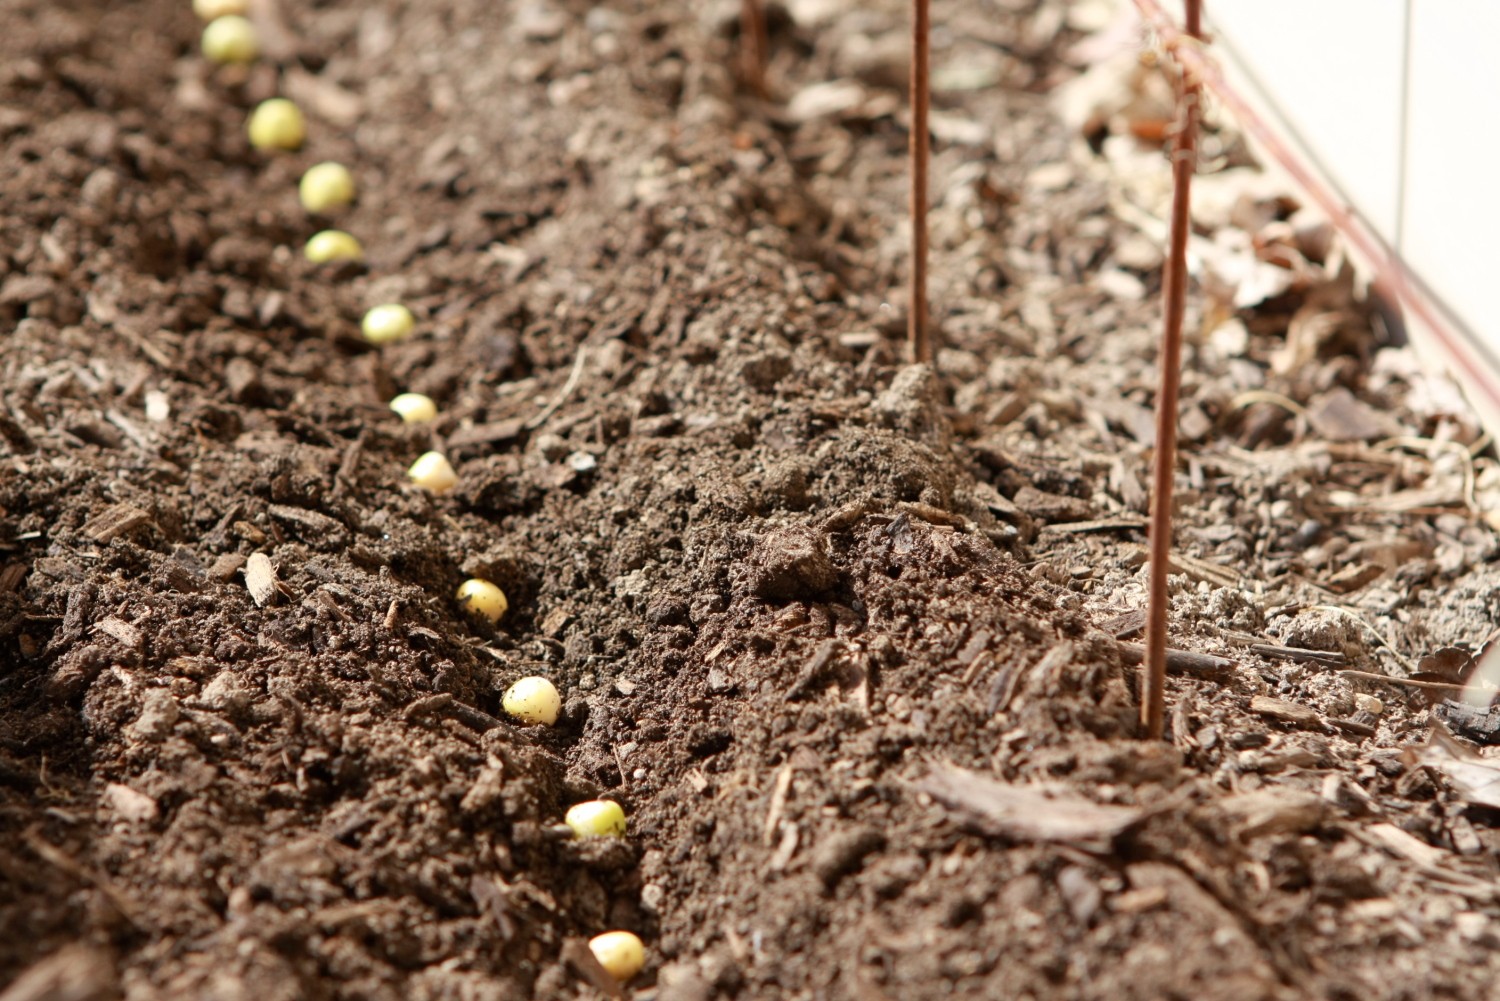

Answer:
[3,1,1500,999]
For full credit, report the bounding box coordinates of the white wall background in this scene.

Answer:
[1207,0,1498,375]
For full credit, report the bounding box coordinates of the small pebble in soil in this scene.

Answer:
[201,15,258,64]
[299,162,356,214]
[502,676,561,726]
[588,931,645,982]
[407,451,458,493]
[565,800,627,838]
[247,98,306,151]
[1291,519,1324,549]
[304,230,364,263]
[361,304,415,344]
[811,825,886,888]
[389,392,437,423]
[455,578,507,625]
[194,0,248,19]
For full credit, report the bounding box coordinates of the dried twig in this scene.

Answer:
[740,0,769,98]
[525,345,589,430]
[1340,670,1464,693]
[908,0,931,363]
[1118,641,1235,681]
[1376,435,1480,513]
[1247,643,1347,666]
[1140,0,1202,741]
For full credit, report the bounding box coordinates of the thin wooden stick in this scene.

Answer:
[740,0,769,98]
[1141,0,1202,741]
[908,0,931,363]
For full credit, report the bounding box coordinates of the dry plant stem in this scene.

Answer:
[1141,0,1202,741]
[908,0,931,363]
[740,0,769,98]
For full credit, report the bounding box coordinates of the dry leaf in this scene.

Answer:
[1462,643,1500,710]
[785,80,867,122]
[1324,562,1384,594]
[81,502,150,543]
[560,937,623,999]
[1420,647,1481,685]
[0,944,118,1001]
[94,616,142,650]
[244,553,279,607]
[1306,387,1402,442]
[282,66,364,127]
[1209,788,1328,840]
[919,763,1143,846]
[103,782,159,824]
[1360,822,1448,870]
[1412,724,1500,810]
[1250,695,1327,730]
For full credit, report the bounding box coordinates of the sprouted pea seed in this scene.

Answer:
[502,676,561,726]
[407,451,458,493]
[304,230,364,264]
[361,304,415,345]
[247,98,306,151]
[456,578,508,626]
[201,15,259,64]
[299,162,356,214]
[565,800,627,839]
[389,392,438,424]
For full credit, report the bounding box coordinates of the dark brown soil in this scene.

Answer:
[4,1,1500,999]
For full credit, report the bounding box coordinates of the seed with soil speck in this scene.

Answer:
[565,800,627,838]
[455,578,507,625]
[389,392,437,423]
[588,931,645,982]
[502,676,561,726]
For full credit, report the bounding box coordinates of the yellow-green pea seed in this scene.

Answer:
[299,162,356,214]
[389,393,438,424]
[456,578,508,625]
[247,98,306,151]
[565,800,627,839]
[194,0,249,20]
[407,451,457,493]
[502,676,561,726]
[588,931,645,982]
[202,15,258,64]
[304,230,364,264]
[361,304,415,345]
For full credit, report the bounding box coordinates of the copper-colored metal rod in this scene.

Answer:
[908,0,932,363]
[1141,0,1202,741]
[741,0,769,98]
